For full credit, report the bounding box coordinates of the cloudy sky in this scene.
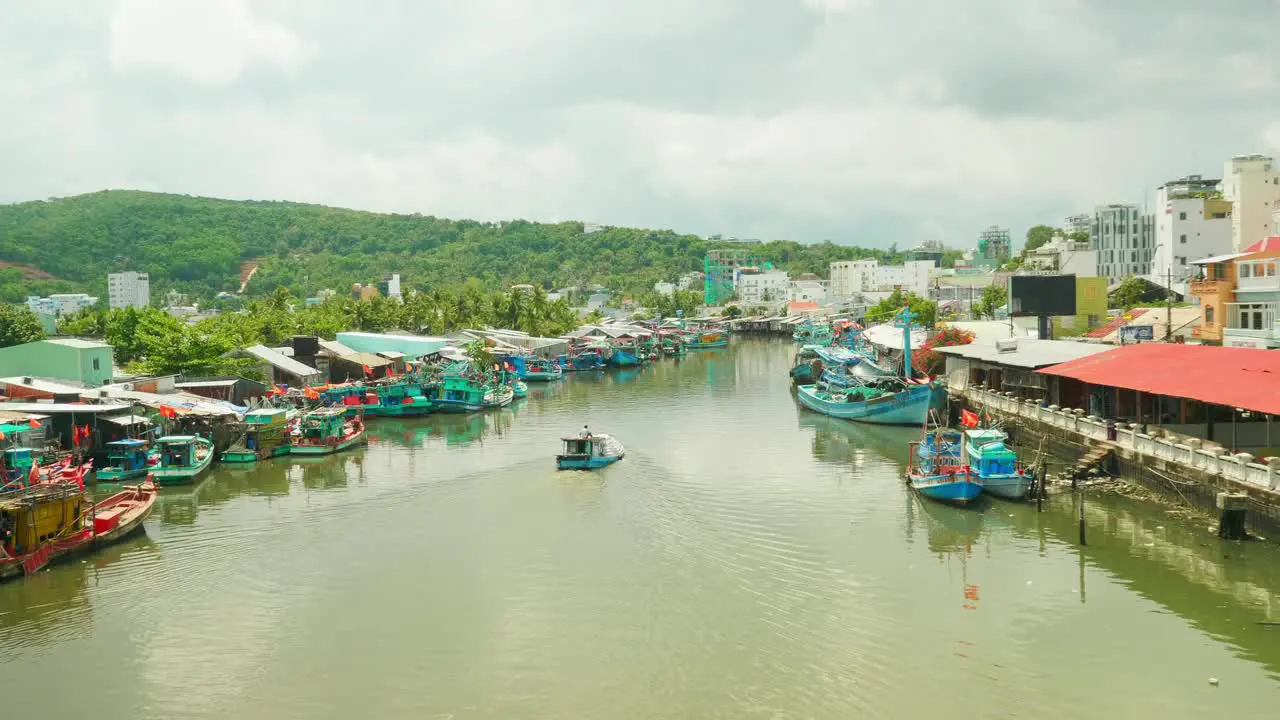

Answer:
[2,0,1278,248]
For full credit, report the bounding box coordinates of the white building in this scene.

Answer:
[107,271,150,309]
[387,274,402,301]
[1063,214,1092,239]
[653,281,675,297]
[26,293,98,317]
[1222,154,1280,251]
[1092,204,1154,282]
[676,271,704,291]
[1151,175,1232,282]
[735,269,788,305]
[787,276,829,304]
[1025,234,1098,277]
[829,259,934,298]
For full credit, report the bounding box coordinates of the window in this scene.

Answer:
[1179,234,1187,243]
[1206,306,1215,324]
[92,358,100,371]
[1178,256,1186,265]
[1179,211,1187,220]
[1241,264,1252,278]
[1270,263,1277,277]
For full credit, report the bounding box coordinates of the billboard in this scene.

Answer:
[1119,325,1154,342]
[1009,274,1077,317]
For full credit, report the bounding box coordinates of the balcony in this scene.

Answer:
[1190,279,1228,295]
[1235,275,1280,292]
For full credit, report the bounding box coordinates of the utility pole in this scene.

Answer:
[1165,268,1173,342]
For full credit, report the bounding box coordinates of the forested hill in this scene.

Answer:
[0,190,937,302]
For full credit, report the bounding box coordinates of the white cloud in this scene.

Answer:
[108,0,307,85]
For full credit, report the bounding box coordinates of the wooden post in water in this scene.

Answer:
[1036,458,1046,512]
[1217,492,1248,540]
[1078,487,1086,546]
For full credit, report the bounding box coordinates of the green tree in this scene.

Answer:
[865,289,937,327]
[0,304,46,348]
[1111,275,1146,310]
[973,283,1008,319]
[1024,225,1056,253]
[1067,231,1089,244]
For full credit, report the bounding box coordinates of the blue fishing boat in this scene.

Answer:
[556,433,625,470]
[795,381,936,425]
[431,374,491,413]
[907,427,982,505]
[522,359,563,381]
[792,321,832,344]
[816,346,892,387]
[562,344,609,371]
[964,428,1033,500]
[96,439,154,481]
[790,344,824,383]
[511,380,528,398]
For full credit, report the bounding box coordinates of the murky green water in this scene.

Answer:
[2,340,1279,718]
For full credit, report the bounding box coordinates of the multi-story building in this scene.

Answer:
[972,226,1011,269]
[1190,237,1280,346]
[734,269,789,305]
[1151,175,1233,283]
[107,271,150,309]
[903,240,946,265]
[676,272,704,291]
[1221,154,1280,251]
[828,259,934,298]
[653,281,675,297]
[1063,214,1092,240]
[26,293,98,317]
[787,274,829,304]
[1092,204,1155,283]
[1024,233,1098,277]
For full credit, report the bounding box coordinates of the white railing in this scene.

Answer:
[962,386,1280,492]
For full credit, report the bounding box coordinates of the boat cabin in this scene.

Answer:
[245,408,289,427]
[0,482,85,558]
[1,448,36,484]
[966,429,1017,476]
[299,408,347,442]
[156,436,200,468]
[104,439,150,471]
[438,375,486,405]
[559,434,614,458]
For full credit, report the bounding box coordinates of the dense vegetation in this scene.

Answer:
[0,190,957,303]
[865,290,938,328]
[0,305,46,348]
[57,286,594,379]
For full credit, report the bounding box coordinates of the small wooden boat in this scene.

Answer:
[556,433,625,470]
[790,344,825,384]
[222,408,293,463]
[291,408,367,456]
[150,436,215,486]
[485,384,515,408]
[362,382,434,417]
[965,428,1033,500]
[792,321,833,344]
[684,331,728,349]
[523,361,563,381]
[96,439,154,481]
[907,427,982,506]
[431,375,491,413]
[795,381,935,426]
[511,380,529,398]
[0,479,157,581]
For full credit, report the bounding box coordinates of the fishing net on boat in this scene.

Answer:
[596,435,625,458]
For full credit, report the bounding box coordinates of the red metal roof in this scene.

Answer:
[789,301,819,312]
[1083,309,1147,339]
[1038,344,1280,414]
[1242,236,1280,253]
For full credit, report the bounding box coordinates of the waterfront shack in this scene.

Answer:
[0,339,114,388]
[231,345,323,388]
[174,377,269,405]
[936,337,1112,406]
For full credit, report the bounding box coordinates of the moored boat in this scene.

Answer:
[150,436,215,486]
[684,330,729,349]
[485,384,515,408]
[907,427,982,506]
[431,374,491,413]
[511,380,529,398]
[792,321,833,345]
[290,408,367,456]
[790,344,824,384]
[556,432,625,470]
[964,428,1033,500]
[222,408,293,463]
[523,360,564,381]
[362,382,434,417]
[96,439,154,481]
[795,381,936,426]
[0,479,157,581]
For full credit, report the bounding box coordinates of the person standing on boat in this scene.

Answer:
[578,424,592,439]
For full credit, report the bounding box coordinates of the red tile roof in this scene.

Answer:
[1242,236,1280,253]
[1083,309,1148,339]
[789,301,819,312]
[1038,344,1280,415]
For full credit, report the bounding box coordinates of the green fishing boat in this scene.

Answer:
[150,436,215,486]
[221,408,292,463]
[362,381,434,417]
[291,408,367,456]
[96,439,154,482]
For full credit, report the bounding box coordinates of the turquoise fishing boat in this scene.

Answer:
[150,436,215,486]
[362,381,434,417]
[684,330,728,349]
[556,433,625,470]
[511,380,528,398]
[431,374,491,413]
[792,321,832,344]
[291,408,367,456]
[795,381,936,425]
[964,428,1033,500]
[790,345,825,384]
[486,384,515,408]
[907,427,982,505]
[96,439,154,482]
[816,346,892,387]
[523,360,563,381]
[221,408,292,463]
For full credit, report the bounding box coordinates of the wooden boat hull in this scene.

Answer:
[220,444,291,464]
[523,371,563,381]
[556,453,623,470]
[685,340,728,349]
[363,401,434,417]
[909,472,983,505]
[979,473,1033,500]
[0,483,157,581]
[795,383,933,426]
[486,388,515,408]
[290,430,367,456]
[95,466,149,482]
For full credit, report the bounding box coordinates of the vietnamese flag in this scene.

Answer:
[27,418,40,429]
[960,409,979,429]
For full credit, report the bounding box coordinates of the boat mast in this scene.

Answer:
[895,305,917,380]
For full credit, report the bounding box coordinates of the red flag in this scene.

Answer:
[27,418,40,429]
[72,425,81,444]
[960,409,979,429]
[363,364,373,377]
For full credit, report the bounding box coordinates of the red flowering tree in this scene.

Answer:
[911,326,975,377]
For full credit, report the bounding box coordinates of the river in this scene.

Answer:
[2,339,1278,717]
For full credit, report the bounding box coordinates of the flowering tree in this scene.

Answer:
[911,326,975,377]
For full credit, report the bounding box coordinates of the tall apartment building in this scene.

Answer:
[1152,175,1232,282]
[1222,154,1280,251]
[1063,214,1092,239]
[734,269,788,304]
[829,260,878,299]
[1092,204,1154,282]
[828,259,934,298]
[973,226,1011,269]
[107,271,150,309]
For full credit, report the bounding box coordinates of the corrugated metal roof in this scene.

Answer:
[0,376,86,394]
[0,402,133,413]
[935,338,1112,369]
[174,379,240,388]
[1038,344,1280,414]
[243,345,321,378]
[1191,252,1250,266]
[101,414,152,425]
[44,338,111,350]
[317,339,356,356]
